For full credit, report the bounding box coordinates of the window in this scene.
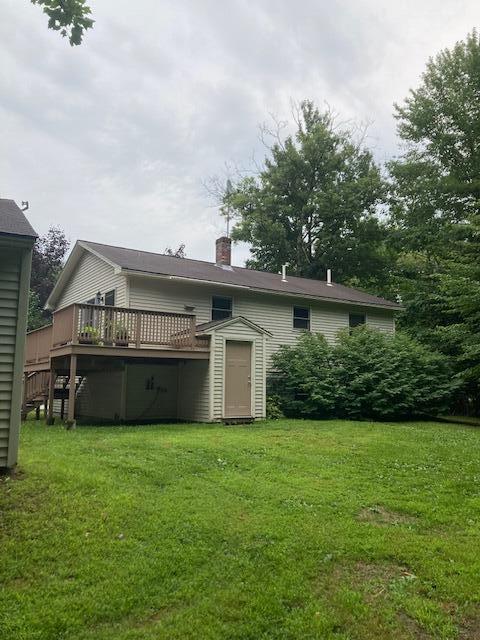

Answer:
[293,306,310,330]
[211,296,232,321]
[104,290,115,306]
[87,291,102,305]
[349,313,366,331]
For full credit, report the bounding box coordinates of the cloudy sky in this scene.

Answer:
[1,1,479,265]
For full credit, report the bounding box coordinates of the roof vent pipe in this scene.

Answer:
[281,264,287,282]
[326,268,333,286]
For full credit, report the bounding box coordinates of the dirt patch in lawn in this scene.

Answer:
[316,561,433,638]
[357,505,417,526]
[458,607,480,640]
[317,559,410,594]
[334,561,418,607]
[350,561,414,591]
[396,611,432,639]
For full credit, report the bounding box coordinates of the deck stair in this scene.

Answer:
[22,371,50,420]
[53,375,84,420]
[22,371,84,422]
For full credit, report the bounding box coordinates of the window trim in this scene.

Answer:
[292,305,311,331]
[211,295,233,322]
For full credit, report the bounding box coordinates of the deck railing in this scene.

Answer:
[72,303,198,349]
[24,370,50,403]
[26,303,208,363]
[24,324,53,365]
[52,305,75,347]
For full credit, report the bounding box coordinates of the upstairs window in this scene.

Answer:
[212,296,232,321]
[349,313,366,331]
[104,290,115,306]
[293,306,310,330]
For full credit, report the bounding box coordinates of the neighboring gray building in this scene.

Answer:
[0,199,36,470]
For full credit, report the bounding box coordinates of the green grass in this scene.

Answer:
[1,419,480,639]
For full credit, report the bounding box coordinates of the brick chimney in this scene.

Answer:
[216,236,232,266]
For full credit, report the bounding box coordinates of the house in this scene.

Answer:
[0,199,37,470]
[24,236,400,425]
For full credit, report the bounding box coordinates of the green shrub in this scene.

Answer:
[270,327,457,420]
[333,327,457,419]
[265,395,284,420]
[270,332,338,418]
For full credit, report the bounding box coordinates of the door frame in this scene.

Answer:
[221,336,255,419]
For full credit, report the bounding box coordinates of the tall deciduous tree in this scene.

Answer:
[223,101,391,294]
[391,29,480,256]
[28,227,69,329]
[31,0,94,46]
[390,30,480,414]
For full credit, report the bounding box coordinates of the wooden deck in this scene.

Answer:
[25,303,210,371]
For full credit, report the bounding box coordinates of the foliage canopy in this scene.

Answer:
[31,0,94,46]
[223,101,391,294]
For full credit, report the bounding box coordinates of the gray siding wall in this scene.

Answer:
[76,371,123,421]
[128,276,395,364]
[0,241,32,469]
[70,362,212,423]
[210,323,267,421]
[0,249,20,466]
[178,360,210,422]
[73,364,182,422]
[56,251,128,310]
[125,363,178,421]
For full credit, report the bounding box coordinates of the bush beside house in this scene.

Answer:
[270,327,456,420]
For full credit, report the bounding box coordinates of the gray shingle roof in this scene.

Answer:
[0,199,37,238]
[82,240,401,311]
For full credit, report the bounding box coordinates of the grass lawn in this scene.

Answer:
[1,420,480,639]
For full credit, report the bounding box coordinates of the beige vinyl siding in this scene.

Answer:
[210,322,267,421]
[234,292,350,360]
[178,360,210,422]
[366,310,395,332]
[211,332,225,422]
[56,251,127,310]
[129,276,212,319]
[0,249,20,466]
[128,276,395,366]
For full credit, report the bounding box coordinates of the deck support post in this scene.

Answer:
[66,355,77,429]
[46,368,56,425]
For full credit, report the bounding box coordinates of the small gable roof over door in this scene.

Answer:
[196,316,272,336]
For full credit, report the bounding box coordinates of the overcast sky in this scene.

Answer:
[1,1,479,265]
